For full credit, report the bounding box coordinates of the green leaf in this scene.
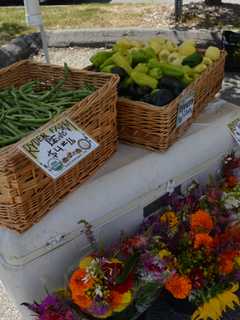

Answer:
[116,253,139,284]
[135,282,161,307]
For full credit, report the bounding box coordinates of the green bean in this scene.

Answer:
[19,116,52,124]
[1,123,19,136]
[6,107,29,115]
[39,79,65,101]
[1,99,12,110]
[0,133,28,147]
[10,88,20,107]
[0,108,5,122]
[19,80,39,93]
[0,67,95,148]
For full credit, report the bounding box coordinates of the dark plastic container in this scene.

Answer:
[222,30,240,72]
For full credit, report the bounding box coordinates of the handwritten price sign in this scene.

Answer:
[20,118,99,179]
[176,92,195,128]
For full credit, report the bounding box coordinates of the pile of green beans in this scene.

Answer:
[0,77,95,148]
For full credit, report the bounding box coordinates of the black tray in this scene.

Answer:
[222,31,240,72]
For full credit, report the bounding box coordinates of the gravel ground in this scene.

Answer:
[0,282,22,320]
[0,46,239,320]
[34,47,103,68]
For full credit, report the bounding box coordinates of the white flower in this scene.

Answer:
[223,193,240,209]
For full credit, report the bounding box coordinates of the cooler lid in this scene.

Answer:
[0,99,239,267]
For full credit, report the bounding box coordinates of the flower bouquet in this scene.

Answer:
[137,153,240,320]
[24,153,240,320]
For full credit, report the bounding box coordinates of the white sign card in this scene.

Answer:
[228,118,240,146]
[19,118,99,179]
[176,92,195,128]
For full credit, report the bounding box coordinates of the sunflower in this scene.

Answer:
[160,211,179,233]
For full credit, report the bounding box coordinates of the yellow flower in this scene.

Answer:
[94,310,113,319]
[112,290,132,312]
[79,256,94,268]
[159,249,171,259]
[234,255,240,267]
[160,211,179,230]
[111,258,123,264]
[192,283,240,320]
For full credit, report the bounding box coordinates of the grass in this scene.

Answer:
[1,3,239,46]
[0,4,164,45]
[0,21,30,45]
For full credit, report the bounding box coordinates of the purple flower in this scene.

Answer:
[23,294,76,320]
[88,301,111,317]
[234,270,240,281]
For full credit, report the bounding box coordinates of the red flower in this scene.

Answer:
[43,310,67,320]
[121,236,147,255]
[225,175,238,188]
[207,188,222,204]
[189,268,204,289]
[114,273,134,293]
[219,250,239,274]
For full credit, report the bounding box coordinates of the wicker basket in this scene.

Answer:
[0,60,119,233]
[117,51,226,151]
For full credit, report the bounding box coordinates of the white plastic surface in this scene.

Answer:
[0,99,239,318]
[0,99,239,266]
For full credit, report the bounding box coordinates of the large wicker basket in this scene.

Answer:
[117,51,226,151]
[0,60,119,233]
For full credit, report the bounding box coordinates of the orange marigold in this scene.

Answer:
[194,233,214,251]
[165,274,192,299]
[219,251,239,274]
[190,210,213,233]
[111,291,124,309]
[69,268,94,308]
[72,292,93,309]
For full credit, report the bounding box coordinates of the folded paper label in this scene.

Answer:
[176,92,195,128]
[19,118,99,179]
[228,118,240,146]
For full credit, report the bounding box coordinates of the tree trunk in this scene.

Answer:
[205,0,222,5]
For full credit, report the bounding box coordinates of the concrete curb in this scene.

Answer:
[47,27,222,48]
[0,33,41,68]
[0,28,223,68]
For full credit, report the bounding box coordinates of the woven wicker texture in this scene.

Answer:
[0,60,119,233]
[117,51,226,151]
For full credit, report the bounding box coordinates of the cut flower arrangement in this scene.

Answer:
[24,153,240,320]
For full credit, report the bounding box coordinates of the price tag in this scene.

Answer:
[19,118,99,179]
[176,92,195,128]
[228,118,240,146]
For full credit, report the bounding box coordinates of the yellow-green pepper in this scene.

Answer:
[90,51,113,68]
[112,52,132,75]
[131,70,158,89]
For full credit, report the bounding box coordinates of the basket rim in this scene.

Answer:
[0,60,119,156]
[0,59,120,81]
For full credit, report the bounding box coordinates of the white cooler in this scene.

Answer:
[0,99,239,319]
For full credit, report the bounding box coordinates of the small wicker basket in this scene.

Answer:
[117,51,226,151]
[0,60,119,233]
